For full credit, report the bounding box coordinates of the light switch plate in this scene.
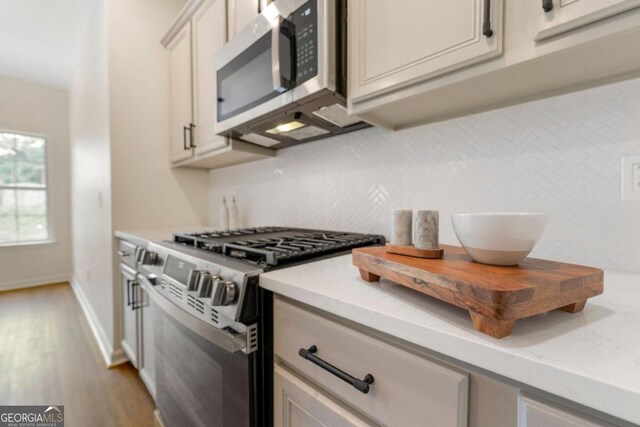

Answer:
[621,155,640,201]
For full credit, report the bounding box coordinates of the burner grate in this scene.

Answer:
[172,227,385,266]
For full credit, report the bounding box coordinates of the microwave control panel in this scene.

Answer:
[293,0,318,85]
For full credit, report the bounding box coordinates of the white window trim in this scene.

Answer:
[0,129,55,247]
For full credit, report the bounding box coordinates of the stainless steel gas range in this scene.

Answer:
[138,227,384,427]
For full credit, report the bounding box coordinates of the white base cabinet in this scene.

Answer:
[118,240,156,401]
[274,297,468,427]
[273,297,629,427]
[120,263,140,369]
[518,394,614,427]
[139,282,157,400]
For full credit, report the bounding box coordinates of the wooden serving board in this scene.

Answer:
[352,245,604,339]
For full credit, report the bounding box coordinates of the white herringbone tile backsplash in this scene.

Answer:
[210,78,640,272]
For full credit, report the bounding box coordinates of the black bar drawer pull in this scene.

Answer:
[542,0,553,12]
[482,0,494,38]
[298,345,374,394]
[131,282,140,311]
[126,279,132,307]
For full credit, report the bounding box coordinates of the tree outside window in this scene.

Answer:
[0,132,49,244]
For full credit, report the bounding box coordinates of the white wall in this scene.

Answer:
[106,0,208,358]
[107,0,209,231]
[69,0,116,363]
[0,75,72,290]
[69,0,209,365]
[210,78,640,273]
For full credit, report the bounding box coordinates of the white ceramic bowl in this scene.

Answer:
[451,213,548,266]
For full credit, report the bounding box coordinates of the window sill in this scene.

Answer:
[0,240,57,250]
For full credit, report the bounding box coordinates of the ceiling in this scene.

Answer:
[0,0,94,89]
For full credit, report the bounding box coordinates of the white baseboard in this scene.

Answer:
[0,274,71,292]
[109,348,128,368]
[70,276,124,368]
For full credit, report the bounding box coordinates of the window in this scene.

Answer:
[0,131,49,244]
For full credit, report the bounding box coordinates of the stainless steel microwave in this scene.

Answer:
[214,0,368,149]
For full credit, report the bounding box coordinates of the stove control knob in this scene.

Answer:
[187,270,205,292]
[147,274,157,286]
[211,280,237,306]
[140,250,158,265]
[198,273,218,299]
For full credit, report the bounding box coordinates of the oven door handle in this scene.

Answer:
[138,274,249,353]
[271,19,296,93]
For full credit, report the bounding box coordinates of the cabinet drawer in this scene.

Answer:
[118,239,138,269]
[275,364,373,427]
[518,394,614,427]
[274,298,468,427]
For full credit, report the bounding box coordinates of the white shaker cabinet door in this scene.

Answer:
[274,364,373,427]
[518,394,614,427]
[228,0,260,39]
[139,284,156,400]
[168,22,195,163]
[348,0,504,104]
[193,0,229,156]
[120,263,139,369]
[536,0,640,40]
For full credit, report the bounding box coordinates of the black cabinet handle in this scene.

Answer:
[189,123,196,148]
[126,279,132,307]
[482,0,494,38]
[183,126,189,150]
[542,0,553,12]
[298,345,374,394]
[131,282,140,311]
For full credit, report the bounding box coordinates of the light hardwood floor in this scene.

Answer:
[0,283,156,427]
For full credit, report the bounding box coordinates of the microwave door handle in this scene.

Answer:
[271,23,286,93]
[271,21,295,93]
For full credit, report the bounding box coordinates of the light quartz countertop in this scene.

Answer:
[260,254,640,425]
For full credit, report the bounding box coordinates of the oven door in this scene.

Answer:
[142,276,256,427]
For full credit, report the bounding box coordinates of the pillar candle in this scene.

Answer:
[391,210,413,246]
[414,210,439,249]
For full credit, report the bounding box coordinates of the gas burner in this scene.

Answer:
[173,227,385,267]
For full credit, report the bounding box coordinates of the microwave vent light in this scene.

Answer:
[266,120,307,135]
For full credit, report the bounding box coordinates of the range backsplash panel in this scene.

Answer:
[210,78,640,272]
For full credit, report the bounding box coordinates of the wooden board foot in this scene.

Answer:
[359,269,380,282]
[469,312,515,339]
[558,300,587,314]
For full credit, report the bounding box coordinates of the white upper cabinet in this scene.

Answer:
[163,0,274,169]
[347,0,640,130]
[228,0,268,39]
[192,0,229,155]
[536,0,640,40]
[167,22,195,163]
[349,0,504,103]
